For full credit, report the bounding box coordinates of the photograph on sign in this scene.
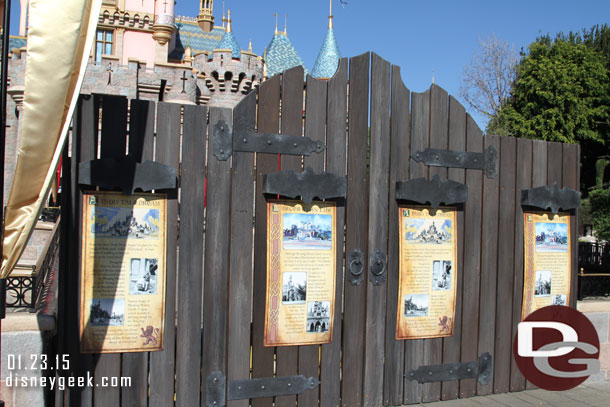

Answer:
[396,206,458,339]
[264,200,337,346]
[80,192,167,353]
[522,212,572,319]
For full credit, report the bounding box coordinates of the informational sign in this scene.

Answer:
[396,206,458,339]
[264,200,336,346]
[522,212,572,319]
[80,192,166,353]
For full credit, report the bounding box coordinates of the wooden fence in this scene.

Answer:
[58,52,580,407]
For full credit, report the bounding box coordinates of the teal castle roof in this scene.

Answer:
[9,36,27,50]
[311,26,340,79]
[216,30,241,58]
[264,31,309,78]
[169,17,225,60]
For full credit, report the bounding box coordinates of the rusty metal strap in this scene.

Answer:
[405,352,492,385]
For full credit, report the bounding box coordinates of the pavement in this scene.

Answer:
[420,382,610,406]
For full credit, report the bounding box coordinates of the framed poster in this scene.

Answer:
[264,200,337,346]
[396,206,458,339]
[522,212,572,319]
[80,192,167,353]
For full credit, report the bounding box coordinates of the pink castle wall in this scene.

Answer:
[122,31,156,66]
[125,0,155,13]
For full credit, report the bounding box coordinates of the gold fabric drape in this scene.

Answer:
[1,0,102,278]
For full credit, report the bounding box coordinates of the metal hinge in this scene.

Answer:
[213,119,326,161]
[405,352,492,385]
[206,372,320,407]
[411,146,497,179]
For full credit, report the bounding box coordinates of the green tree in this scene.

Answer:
[489,35,610,190]
[588,187,610,241]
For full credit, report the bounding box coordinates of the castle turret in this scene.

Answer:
[198,0,215,32]
[264,14,309,78]
[311,0,341,79]
[195,10,263,107]
[153,0,176,45]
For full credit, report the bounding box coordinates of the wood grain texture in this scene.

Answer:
[476,134,500,396]
[94,95,128,407]
[149,102,181,407]
[458,116,483,398]
[509,138,532,392]
[421,84,449,404]
[493,136,517,394]
[363,53,391,407]
[320,58,348,407]
[342,52,370,407]
[383,64,410,407]
[562,144,579,309]
[64,95,97,407]
[525,140,547,391]
[121,99,155,407]
[227,91,257,407]
[275,66,304,407]
[298,73,327,407]
[441,96,466,401]
[175,104,207,407]
[202,107,233,405]
[403,89,429,405]
[251,74,281,407]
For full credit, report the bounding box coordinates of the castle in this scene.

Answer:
[4,0,341,203]
[3,0,341,275]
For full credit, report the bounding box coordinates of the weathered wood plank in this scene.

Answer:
[493,136,517,394]
[121,99,155,407]
[458,116,483,398]
[175,104,207,407]
[149,102,181,407]
[363,52,391,407]
[441,96,466,401]
[94,95,128,407]
[63,95,97,407]
[476,134,500,396]
[509,139,532,392]
[227,91,257,407]
[562,143,579,309]
[251,74,281,407]
[524,140,547,391]
[342,52,370,407]
[202,107,233,405]
[100,95,128,158]
[403,89,429,405]
[320,58,348,407]
[383,65,410,407]
[275,66,305,407]
[421,84,449,404]
[547,142,563,186]
[298,73,327,407]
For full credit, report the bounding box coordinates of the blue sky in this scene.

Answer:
[9,0,609,128]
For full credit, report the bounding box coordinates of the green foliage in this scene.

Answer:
[588,187,610,241]
[489,28,610,190]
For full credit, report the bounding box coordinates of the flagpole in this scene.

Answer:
[1,0,11,400]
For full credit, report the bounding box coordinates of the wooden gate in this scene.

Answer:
[58,52,580,406]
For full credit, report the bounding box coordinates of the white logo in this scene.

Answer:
[517,321,599,378]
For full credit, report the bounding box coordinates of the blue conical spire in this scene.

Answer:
[311,1,341,79]
[264,15,309,78]
[215,10,241,58]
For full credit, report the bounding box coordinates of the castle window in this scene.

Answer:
[95,29,114,63]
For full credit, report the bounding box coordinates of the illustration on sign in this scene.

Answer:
[522,212,572,319]
[396,206,458,339]
[264,200,336,346]
[80,192,167,353]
